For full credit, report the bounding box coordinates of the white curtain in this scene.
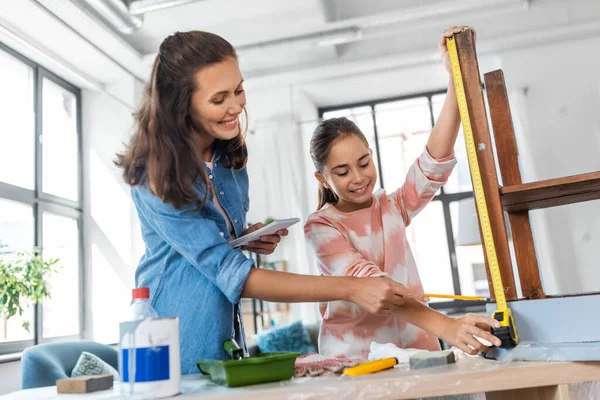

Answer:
[245,118,321,325]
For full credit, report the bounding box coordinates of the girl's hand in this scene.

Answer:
[241,222,289,255]
[439,26,477,73]
[349,277,427,314]
[441,313,501,355]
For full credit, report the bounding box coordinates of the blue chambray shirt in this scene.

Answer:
[130,145,254,374]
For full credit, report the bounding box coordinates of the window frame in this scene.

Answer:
[319,90,486,314]
[0,42,84,355]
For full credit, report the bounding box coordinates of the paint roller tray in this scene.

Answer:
[197,352,300,387]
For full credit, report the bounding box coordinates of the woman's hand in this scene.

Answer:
[348,277,426,314]
[439,26,477,73]
[241,222,289,255]
[440,313,501,355]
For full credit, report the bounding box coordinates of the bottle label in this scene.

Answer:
[119,317,180,397]
[122,345,170,382]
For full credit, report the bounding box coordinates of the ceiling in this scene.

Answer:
[13,0,600,91]
[86,0,600,77]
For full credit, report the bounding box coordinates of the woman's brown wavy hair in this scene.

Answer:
[115,31,248,209]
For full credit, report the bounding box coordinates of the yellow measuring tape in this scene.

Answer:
[446,34,518,348]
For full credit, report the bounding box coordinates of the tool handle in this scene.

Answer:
[343,357,398,376]
[223,338,244,360]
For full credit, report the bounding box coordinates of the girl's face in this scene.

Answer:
[189,56,246,145]
[318,135,378,212]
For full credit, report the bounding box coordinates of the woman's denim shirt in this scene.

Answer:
[130,147,254,374]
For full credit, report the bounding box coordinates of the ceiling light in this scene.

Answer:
[236,27,363,53]
[79,0,143,34]
[314,27,363,47]
[126,0,204,15]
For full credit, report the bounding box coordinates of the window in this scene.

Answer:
[0,44,82,354]
[0,48,35,190]
[0,200,35,345]
[321,91,488,312]
[42,78,80,201]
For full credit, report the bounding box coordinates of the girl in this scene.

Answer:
[304,26,502,359]
[116,30,421,374]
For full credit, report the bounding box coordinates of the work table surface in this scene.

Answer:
[3,357,600,399]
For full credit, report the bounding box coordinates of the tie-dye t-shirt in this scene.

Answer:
[304,147,457,358]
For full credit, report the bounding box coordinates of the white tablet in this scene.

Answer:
[229,218,301,248]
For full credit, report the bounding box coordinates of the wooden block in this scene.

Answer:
[409,350,456,370]
[56,374,114,394]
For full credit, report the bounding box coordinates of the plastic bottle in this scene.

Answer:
[129,287,158,320]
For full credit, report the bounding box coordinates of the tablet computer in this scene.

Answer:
[229,218,301,248]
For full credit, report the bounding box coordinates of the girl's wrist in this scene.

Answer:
[437,314,456,342]
[341,276,358,302]
[447,76,456,91]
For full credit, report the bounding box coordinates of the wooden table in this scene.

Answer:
[2,358,599,399]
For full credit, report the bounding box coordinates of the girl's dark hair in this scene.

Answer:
[310,117,370,210]
[115,31,248,209]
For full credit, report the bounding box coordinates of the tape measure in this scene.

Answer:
[446,33,518,349]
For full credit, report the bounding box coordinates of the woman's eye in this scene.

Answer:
[337,172,348,177]
[235,89,244,95]
[359,162,369,168]
[213,99,224,105]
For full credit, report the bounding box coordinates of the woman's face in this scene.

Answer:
[189,56,246,143]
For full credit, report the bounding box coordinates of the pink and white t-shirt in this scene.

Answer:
[304,147,456,358]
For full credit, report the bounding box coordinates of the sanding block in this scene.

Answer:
[409,350,456,370]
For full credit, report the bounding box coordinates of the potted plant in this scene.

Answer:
[0,245,60,332]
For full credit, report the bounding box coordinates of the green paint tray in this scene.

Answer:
[196,339,299,387]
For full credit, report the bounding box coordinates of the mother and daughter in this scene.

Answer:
[116,25,501,374]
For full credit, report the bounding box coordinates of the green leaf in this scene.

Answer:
[0,248,60,326]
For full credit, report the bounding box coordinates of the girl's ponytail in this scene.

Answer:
[317,185,339,210]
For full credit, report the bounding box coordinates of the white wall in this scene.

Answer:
[0,360,21,395]
[81,89,141,343]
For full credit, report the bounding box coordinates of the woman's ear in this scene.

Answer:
[314,171,329,189]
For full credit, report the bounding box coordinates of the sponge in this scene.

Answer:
[409,350,456,370]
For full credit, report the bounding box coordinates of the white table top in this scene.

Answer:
[3,358,600,400]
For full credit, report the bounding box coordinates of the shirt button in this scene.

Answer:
[209,174,213,180]
[220,232,224,237]
[234,218,238,223]
[220,191,224,195]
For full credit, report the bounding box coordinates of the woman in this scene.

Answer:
[115,31,421,374]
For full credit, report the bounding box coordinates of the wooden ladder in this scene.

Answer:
[454,30,600,301]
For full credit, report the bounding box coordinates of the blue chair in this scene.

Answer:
[21,341,118,389]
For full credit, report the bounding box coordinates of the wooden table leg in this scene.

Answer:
[485,384,570,400]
